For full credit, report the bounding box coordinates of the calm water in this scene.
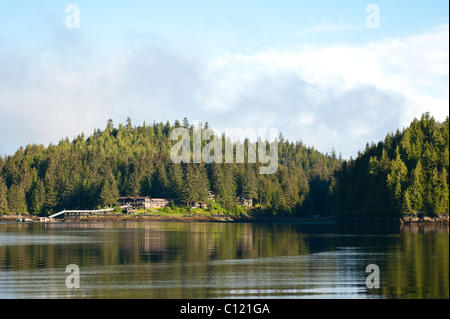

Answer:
[0,221,448,299]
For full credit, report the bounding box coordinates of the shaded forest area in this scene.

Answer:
[0,113,448,217]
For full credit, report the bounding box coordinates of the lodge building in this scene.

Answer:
[117,192,253,212]
[117,196,151,210]
[117,196,176,210]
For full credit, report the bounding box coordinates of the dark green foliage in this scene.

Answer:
[330,113,449,216]
[0,176,8,213]
[0,119,339,216]
[7,184,27,214]
[29,179,45,215]
[1,113,446,217]
[183,163,210,202]
[99,172,119,207]
[214,163,237,209]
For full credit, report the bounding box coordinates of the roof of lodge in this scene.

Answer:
[118,196,150,200]
[118,196,177,201]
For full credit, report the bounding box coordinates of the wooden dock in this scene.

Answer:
[49,204,130,220]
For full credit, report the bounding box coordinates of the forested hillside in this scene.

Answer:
[328,113,449,216]
[0,113,448,217]
[0,118,339,216]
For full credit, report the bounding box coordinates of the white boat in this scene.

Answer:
[16,216,37,222]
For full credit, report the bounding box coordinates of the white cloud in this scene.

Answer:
[0,48,126,154]
[198,25,448,156]
[0,24,448,159]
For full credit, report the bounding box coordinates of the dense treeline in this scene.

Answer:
[0,113,448,217]
[328,113,449,216]
[0,117,339,216]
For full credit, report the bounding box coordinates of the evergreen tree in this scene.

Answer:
[44,165,59,214]
[0,177,8,213]
[280,165,300,213]
[436,168,449,215]
[406,160,425,214]
[7,184,27,214]
[126,170,142,197]
[99,173,119,207]
[183,164,209,202]
[182,117,189,129]
[423,167,438,215]
[216,164,237,209]
[242,166,258,200]
[154,163,169,197]
[386,148,409,213]
[106,118,114,132]
[29,179,45,215]
[168,163,184,199]
[126,117,132,131]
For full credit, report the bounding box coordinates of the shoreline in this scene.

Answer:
[0,213,335,224]
[337,214,449,226]
[1,213,449,226]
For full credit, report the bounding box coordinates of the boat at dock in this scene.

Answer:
[16,216,54,223]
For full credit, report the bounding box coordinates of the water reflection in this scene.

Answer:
[0,221,448,299]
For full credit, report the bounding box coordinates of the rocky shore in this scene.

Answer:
[337,214,449,226]
[0,213,337,224]
[399,214,449,225]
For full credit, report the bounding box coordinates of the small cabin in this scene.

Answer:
[208,191,217,202]
[183,201,208,209]
[237,194,253,208]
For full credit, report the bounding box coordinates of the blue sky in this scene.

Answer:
[0,0,448,157]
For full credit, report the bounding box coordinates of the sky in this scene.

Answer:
[0,0,448,158]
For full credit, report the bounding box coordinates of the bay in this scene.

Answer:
[0,221,448,299]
